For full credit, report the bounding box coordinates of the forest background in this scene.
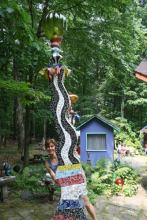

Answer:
[0,0,147,167]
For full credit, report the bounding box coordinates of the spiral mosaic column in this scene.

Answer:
[40,13,87,220]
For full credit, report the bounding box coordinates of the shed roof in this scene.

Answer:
[135,60,147,82]
[76,115,119,131]
[137,125,147,133]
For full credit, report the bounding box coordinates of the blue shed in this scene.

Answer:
[76,115,119,166]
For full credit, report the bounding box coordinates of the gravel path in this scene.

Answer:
[119,155,147,168]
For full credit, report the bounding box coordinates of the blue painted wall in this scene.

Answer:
[80,118,114,166]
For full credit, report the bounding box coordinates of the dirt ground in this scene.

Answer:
[0,140,42,169]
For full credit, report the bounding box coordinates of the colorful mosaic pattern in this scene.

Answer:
[49,69,87,219]
[53,215,87,220]
[54,208,86,219]
[57,164,80,171]
[56,168,82,179]
[56,174,84,187]
[47,38,87,219]
[57,200,82,210]
[40,13,87,219]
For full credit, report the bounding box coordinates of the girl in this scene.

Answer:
[45,139,58,182]
[121,143,127,158]
[45,139,97,220]
[117,141,122,158]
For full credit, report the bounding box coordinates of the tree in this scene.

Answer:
[0,0,146,166]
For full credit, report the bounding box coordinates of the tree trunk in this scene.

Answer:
[23,66,33,167]
[13,98,17,140]
[43,118,47,139]
[12,60,17,140]
[13,58,25,152]
[29,104,34,144]
[22,0,50,166]
[16,98,25,154]
[23,104,30,167]
[29,117,34,144]
[140,106,143,127]
[34,118,36,140]
[121,90,125,118]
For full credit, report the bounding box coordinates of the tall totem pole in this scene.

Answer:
[40,13,87,220]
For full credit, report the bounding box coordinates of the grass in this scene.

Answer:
[0,193,58,220]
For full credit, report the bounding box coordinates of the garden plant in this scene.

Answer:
[82,158,139,204]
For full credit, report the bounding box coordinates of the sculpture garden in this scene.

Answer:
[0,0,147,219]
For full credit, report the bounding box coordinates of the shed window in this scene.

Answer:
[87,133,106,151]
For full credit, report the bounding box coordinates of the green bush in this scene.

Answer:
[95,158,112,172]
[115,166,138,184]
[91,172,100,182]
[84,158,139,198]
[9,166,48,193]
[9,158,139,199]
[81,161,95,176]
[122,184,137,197]
[111,184,122,196]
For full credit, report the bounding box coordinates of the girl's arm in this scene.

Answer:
[81,167,86,182]
[45,161,56,182]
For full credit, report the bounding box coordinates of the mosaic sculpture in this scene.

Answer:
[68,93,81,126]
[40,13,87,220]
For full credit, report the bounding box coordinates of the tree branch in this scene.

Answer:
[56,1,84,13]
[69,27,90,30]
[36,0,50,39]
[27,0,34,28]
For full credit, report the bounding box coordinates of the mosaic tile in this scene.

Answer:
[53,215,77,220]
[57,200,82,210]
[61,183,87,200]
[56,174,84,187]
[57,164,80,172]
[49,68,87,219]
[55,168,82,179]
[58,71,79,165]
[54,208,86,219]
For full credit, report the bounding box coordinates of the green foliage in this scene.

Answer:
[92,181,109,196]
[84,158,139,199]
[112,117,142,150]
[0,80,51,105]
[113,117,136,140]
[111,184,122,196]
[87,190,97,205]
[0,0,147,162]
[91,172,100,183]
[9,166,48,192]
[139,133,144,147]
[81,161,95,176]
[94,158,112,175]
[0,128,12,139]
[122,184,137,197]
[115,167,138,184]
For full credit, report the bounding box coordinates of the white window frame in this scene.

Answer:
[86,132,107,152]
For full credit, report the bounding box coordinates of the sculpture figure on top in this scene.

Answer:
[51,46,63,64]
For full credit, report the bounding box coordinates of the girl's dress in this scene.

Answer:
[47,158,58,173]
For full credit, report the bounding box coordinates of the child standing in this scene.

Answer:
[117,141,122,158]
[121,143,127,158]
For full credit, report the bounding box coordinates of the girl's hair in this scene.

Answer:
[45,139,56,149]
